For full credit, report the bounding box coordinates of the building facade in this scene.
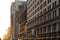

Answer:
[16,1,27,40]
[27,0,60,40]
[11,1,27,40]
[11,2,17,40]
[19,9,27,40]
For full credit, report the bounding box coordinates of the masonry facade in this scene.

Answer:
[11,1,27,40]
[11,2,17,40]
[27,0,60,40]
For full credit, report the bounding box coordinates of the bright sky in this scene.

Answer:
[0,0,26,39]
[0,0,14,39]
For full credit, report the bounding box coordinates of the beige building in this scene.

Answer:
[27,0,60,40]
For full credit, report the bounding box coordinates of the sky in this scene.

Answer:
[0,0,15,38]
[0,0,26,39]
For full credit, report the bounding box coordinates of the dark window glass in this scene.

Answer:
[48,5,51,11]
[40,4,43,9]
[43,27,46,33]
[43,8,46,13]
[52,23,56,31]
[36,28,39,35]
[40,28,42,33]
[52,3,55,8]
[55,1,57,6]
[37,1,39,5]
[40,0,43,3]
[47,25,51,32]
[59,8,60,16]
[40,11,42,15]
[44,16,46,22]
[37,7,39,12]
[48,0,51,3]
[59,0,60,5]
[54,10,57,18]
[52,10,57,18]
[52,1,57,8]
[58,22,60,31]
[48,13,51,20]
[35,0,36,2]
[52,11,55,18]
[44,1,46,7]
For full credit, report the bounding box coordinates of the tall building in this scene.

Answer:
[27,0,60,40]
[15,1,27,40]
[11,1,27,40]
[11,2,17,40]
[19,10,27,40]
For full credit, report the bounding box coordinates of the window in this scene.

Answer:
[58,22,60,31]
[38,18,40,24]
[52,10,57,18]
[37,1,40,5]
[40,4,43,9]
[43,27,46,33]
[46,14,48,21]
[43,8,46,14]
[52,1,57,8]
[37,13,39,18]
[48,0,51,3]
[55,1,57,6]
[40,28,42,33]
[37,7,40,12]
[37,18,39,24]
[54,10,57,18]
[40,17,42,23]
[35,10,36,14]
[36,28,39,35]
[35,3,37,8]
[47,25,51,32]
[52,11,55,18]
[35,0,36,2]
[44,16,46,21]
[59,0,60,5]
[40,0,43,3]
[39,13,40,17]
[32,29,35,35]
[40,11,42,15]
[44,1,47,7]
[33,6,34,10]
[48,5,51,11]
[52,3,55,8]
[35,4,36,8]
[48,13,51,20]
[52,23,56,32]
[59,8,60,16]
[33,1,34,4]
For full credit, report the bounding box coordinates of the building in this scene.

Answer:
[15,1,27,40]
[11,2,17,40]
[19,10,27,40]
[27,0,60,40]
[11,1,27,40]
